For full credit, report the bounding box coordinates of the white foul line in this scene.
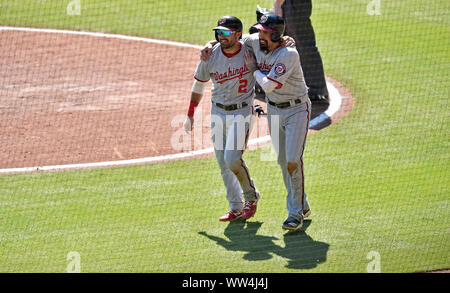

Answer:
[0,26,204,49]
[0,26,342,174]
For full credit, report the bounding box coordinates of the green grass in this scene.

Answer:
[0,0,449,272]
[0,0,276,44]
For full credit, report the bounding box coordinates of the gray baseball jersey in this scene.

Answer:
[244,33,311,220]
[194,39,259,211]
[244,33,308,104]
[194,41,255,105]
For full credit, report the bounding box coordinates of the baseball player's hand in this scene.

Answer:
[244,50,258,73]
[281,36,296,47]
[183,116,194,133]
[200,41,216,61]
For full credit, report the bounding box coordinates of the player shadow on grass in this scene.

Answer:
[198,220,329,270]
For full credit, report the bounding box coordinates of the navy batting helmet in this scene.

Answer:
[213,15,243,41]
[252,13,285,43]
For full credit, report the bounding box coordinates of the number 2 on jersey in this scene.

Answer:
[238,79,248,93]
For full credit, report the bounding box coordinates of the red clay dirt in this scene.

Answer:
[0,30,353,170]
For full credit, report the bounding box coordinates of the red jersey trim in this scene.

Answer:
[267,76,283,89]
[194,76,208,82]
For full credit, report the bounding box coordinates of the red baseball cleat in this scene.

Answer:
[242,193,260,220]
[219,210,243,222]
[242,201,257,219]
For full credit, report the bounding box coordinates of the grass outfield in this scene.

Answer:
[0,0,449,272]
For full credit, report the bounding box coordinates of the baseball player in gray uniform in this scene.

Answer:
[183,16,260,222]
[243,13,311,231]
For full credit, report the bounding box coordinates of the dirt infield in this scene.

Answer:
[0,29,353,170]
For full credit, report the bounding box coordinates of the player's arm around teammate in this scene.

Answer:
[200,35,296,62]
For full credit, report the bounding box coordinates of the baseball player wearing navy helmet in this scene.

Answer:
[244,13,312,231]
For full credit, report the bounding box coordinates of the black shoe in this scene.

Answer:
[282,216,303,231]
[309,94,330,106]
